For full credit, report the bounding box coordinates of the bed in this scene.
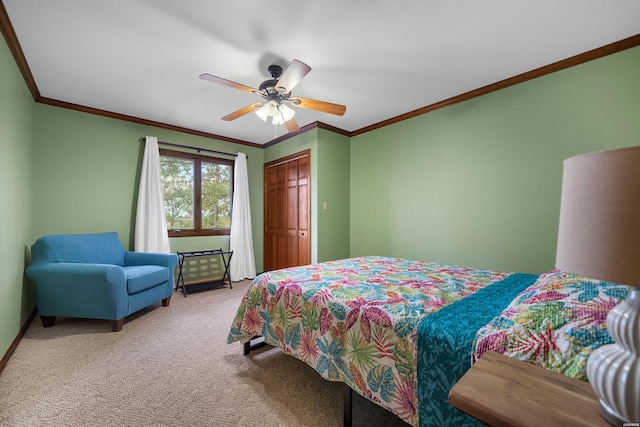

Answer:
[227,256,628,426]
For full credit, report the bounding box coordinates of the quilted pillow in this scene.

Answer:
[471,269,629,380]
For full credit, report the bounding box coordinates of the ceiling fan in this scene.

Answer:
[199,59,346,133]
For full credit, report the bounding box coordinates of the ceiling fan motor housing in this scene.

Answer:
[260,65,289,101]
[259,79,279,95]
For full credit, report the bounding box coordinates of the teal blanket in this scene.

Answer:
[416,273,538,427]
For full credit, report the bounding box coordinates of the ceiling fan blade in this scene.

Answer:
[290,97,346,116]
[285,117,300,133]
[275,59,311,93]
[221,103,263,121]
[199,73,259,94]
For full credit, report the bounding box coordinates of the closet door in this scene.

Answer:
[292,155,310,267]
[264,165,281,270]
[264,150,311,271]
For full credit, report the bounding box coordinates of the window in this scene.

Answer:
[159,149,233,237]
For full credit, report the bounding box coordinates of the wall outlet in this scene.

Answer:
[323,201,328,211]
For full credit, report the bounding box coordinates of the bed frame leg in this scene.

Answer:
[243,336,267,355]
[343,383,352,426]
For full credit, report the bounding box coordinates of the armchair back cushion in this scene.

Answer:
[31,232,125,266]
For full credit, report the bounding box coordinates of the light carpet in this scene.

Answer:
[0,280,408,426]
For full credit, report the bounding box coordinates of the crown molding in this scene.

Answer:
[352,33,640,137]
[2,3,638,148]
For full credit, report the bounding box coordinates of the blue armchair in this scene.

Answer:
[26,232,178,332]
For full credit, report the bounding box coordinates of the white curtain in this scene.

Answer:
[134,136,171,253]
[230,152,256,281]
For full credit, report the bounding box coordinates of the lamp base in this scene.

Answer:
[599,400,626,427]
[586,287,640,424]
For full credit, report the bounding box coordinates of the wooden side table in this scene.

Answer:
[448,351,610,427]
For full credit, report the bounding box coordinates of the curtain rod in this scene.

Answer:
[143,137,246,159]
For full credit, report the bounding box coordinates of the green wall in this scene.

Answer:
[0,37,35,358]
[316,129,350,262]
[350,46,640,274]
[31,104,265,264]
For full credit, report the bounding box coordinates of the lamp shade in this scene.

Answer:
[557,146,640,424]
[556,146,640,288]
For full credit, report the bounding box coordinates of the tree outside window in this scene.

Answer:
[159,149,233,236]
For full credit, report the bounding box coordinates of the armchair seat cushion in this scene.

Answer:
[124,265,171,294]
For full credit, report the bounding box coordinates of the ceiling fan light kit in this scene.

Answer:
[199,59,346,135]
[255,101,276,122]
[255,100,295,125]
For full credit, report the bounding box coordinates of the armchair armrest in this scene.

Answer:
[124,251,178,270]
[26,262,126,287]
[26,262,130,320]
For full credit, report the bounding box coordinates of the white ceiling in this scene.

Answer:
[4,1,640,145]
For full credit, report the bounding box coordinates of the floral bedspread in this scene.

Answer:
[227,256,510,426]
[472,269,629,380]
